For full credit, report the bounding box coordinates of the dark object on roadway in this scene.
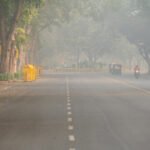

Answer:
[109,64,122,75]
[134,65,140,79]
[134,70,140,79]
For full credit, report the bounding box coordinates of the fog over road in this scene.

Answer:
[0,72,150,150]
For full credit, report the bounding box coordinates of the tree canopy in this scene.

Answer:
[0,0,150,73]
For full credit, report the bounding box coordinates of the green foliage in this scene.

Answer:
[1,0,149,72]
[20,6,39,25]
[16,27,28,47]
[0,72,23,81]
[14,72,23,79]
[0,74,13,81]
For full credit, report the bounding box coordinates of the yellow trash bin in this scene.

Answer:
[23,65,36,82]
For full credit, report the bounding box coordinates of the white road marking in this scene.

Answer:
[68,118,73,122]
[66,78,76,150]
[68,135,75,141]
[68,111,72,115]
[67,107,71,110]
[67,103,71,106]
[110,77,150,96]
[68,125,74,130]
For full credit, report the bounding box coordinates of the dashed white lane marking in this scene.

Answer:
[67,107,71,110]
[68,135,75,141]
[67,103,71,106]
[68,111,72,115]
[66,77,76,150]
[68,117,73,122]
[68,125,74,130]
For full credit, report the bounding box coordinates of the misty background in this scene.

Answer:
[1,0,150,74]
[35,0,149,73]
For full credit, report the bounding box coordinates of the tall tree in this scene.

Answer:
[0,0,43,74]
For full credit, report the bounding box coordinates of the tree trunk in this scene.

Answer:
[138,48,150,74]
[0,0,23,74]
[93,54,97,66]
[0,16,10,73]
[144,55,150,74]
[87,54,93,67]
[17,46,26,71]
[0,51,10,73]
[25,50,29,65]
[29,34,38,65]
[9,42,17,74]
[76,49,80,68]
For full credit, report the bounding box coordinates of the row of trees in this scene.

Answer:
[39,0,150,72]
[0,0,45,74]
[1,0,150,73]
[118,0,150,73]
[83,0,150,72]
[92,0,150,72]
[0,0,82,74]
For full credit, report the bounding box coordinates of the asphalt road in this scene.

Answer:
[0,72,150,150]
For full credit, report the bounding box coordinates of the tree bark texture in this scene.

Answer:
[9,42,17,74]
[139,48,150,74]
[17,47,26,71]
[143,55,150,74]
[0,16,10,73]
[29,34,38,65]
[0,0,23,74]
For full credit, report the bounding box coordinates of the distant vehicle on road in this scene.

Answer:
[134,65,140,79]
[109,64,122,75]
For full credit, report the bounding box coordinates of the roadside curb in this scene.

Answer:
[0,85,15,92]
[0,80,24,92]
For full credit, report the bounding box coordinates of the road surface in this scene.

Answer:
[0,72,150,150]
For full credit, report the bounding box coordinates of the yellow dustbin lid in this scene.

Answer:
[25,64,34,69]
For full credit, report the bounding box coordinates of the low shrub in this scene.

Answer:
[0,74,13,81]
[14,72,23,79]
